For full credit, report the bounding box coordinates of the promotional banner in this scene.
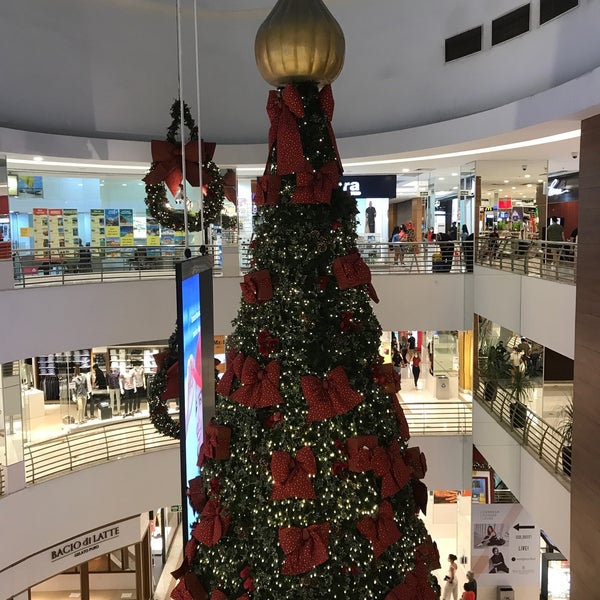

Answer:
[471,503,539,586]
[32,208,49,258]
[355,197,389,242]
[105,209,120,237]
[119,208,134,246]
[146,213,161,257]
[90,208,106,251]
[48,209,64,249]
[63,208,79,255]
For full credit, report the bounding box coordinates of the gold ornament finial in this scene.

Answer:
[255,0,345,87]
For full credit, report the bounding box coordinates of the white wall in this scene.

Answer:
[473,266,576,358]
[0,447,180,597]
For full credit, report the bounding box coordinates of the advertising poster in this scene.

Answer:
[181,272,203,539]
[161,227,176,256]
[471,503,539,586]
[133,216,146,240]
[33,208,49,258]
[48,208,64,248]
[119,209,134,246]
[146,214,161,257]
[105,209,120,237]
[63,208,79,255]
[90,208,106,250]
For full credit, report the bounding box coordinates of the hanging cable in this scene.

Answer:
[176,0,189,248]
[193,0,205,245]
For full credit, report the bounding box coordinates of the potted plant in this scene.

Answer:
[558,400,573,476]
[507,366,533,429]
[479,343,510,403]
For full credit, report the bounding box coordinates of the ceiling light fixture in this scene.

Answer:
[8,158,149,171]
[32,156,44,162]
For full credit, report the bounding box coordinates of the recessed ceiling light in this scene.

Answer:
[438,177,445,181]
[78,183,83,187]
[504,180,509,184]
[524,174,531,178]
[402,168,410,173]
[527,184,532,188]
[499,189,503,192]
[538,179,543,183]
[100,183,105,187]
[512,187,516,190]
[33,156,44,162]
[122,183,127,187]
[452,186,458,190]
[451,172,458,177]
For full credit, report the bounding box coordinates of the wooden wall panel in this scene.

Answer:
[571,113,600,599]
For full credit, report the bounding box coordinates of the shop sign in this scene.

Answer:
[49,526,120,562]
[338,175,396,199]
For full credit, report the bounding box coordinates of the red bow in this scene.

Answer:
[198,425,231,467]
[171,572,209,600]
[415,537,441,570]
[292,161,340,205]
[373,440,411,498]
[188,475,207,513]
[223,169,237,205]
[144,139,215,196]
[332,251,379,303]
[412,479,429,516]
[216,348,244,397]
[184,537,198,565]
[356,501,402,558]
[391,397,411,441]
[240,270,273,304]
[301,365,363,421]
[254,174,282,206]
[319,85,343,172]
[405,447,427,480]
[386,565,437,600]
[373,363,401,394]
[230,357,283,408]
[271,446,316,500]
[279,522,329,575]
[193,498,230,547]
[266,85,306,175]
[346,435,379,472]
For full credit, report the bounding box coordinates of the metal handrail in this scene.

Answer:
[401,401,472,436]
[475,236,576,285]
[23,416,178,486]
[473,378,571,487]
[10,238,577,288]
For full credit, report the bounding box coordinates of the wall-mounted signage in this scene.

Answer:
[50,525,120,562]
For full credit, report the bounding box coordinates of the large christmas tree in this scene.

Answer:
[171,2,440,599]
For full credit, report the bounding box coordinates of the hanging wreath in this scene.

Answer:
[148,328,181,439]
[143,100,225,231]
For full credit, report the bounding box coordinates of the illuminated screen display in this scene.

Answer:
[176,255,215,543]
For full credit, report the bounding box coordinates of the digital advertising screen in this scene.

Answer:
[176,255,215,543]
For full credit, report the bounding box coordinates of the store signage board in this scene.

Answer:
[176,255,215,544]
[50,526,120,562]
[338,174,396,199]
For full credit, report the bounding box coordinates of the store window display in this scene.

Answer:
[120,366,137,417]
[107,364,122,414]
[133,364,146,414]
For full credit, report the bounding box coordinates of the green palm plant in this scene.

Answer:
[507,366,534,428]
[558,399,574,476]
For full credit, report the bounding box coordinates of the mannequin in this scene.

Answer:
[107,363,123,414]
[120,365,137,416]
[133,364,145,413]
[71,367,89,424]
[83,367,95,419]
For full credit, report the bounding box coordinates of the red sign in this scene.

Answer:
[498,198,512,210]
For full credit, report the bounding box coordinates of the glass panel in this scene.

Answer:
[1,363,25,465]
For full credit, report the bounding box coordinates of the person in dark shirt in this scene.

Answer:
[464,570,477,598]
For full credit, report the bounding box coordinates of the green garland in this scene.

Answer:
[144,100,225,231]
[147,328,181,439]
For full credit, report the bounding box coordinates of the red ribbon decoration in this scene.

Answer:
[356,501,402,558]
[319,84,343,172]
[240,270,273,304]
[230,357,283,408]
[332,251,379,303]
[188,475,207,513]
[340,311,360,333]
[266,84,306,175]
[254,174,282,206]
[373,440,412,498]
[171,573,209,600]
[412,479,429,516]
[144,139,216,197]
[301,365,363,421]
[405,446,428,480]
[279,522,329,575]
[385,565,437,600]
[415,537,441,570]
[264,411,284,428]
[292,161,340,205]
[346,435,379,472]
[223,169,237,205]
[373,363,401,394]
[215,348,244,397]
[271,446,316,500]
[193,498,230,547]
[391,396,411,442]
[258,330,279,356]
[184,537,198,565]
[198,425,231,467]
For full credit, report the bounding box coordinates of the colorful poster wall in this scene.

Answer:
[48,209,64,249]
[90,208,106,251]
[119,208,134,246]
[32,208,49,258]
[471,503,539,586]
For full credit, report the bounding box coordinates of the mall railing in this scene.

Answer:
[23,416,178,485]
[12,244,223,288]
[473,379,571,488]
[10,238,578,288]
[475,236,576,285]
[402,401,472,436]
[0,464,4,496]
